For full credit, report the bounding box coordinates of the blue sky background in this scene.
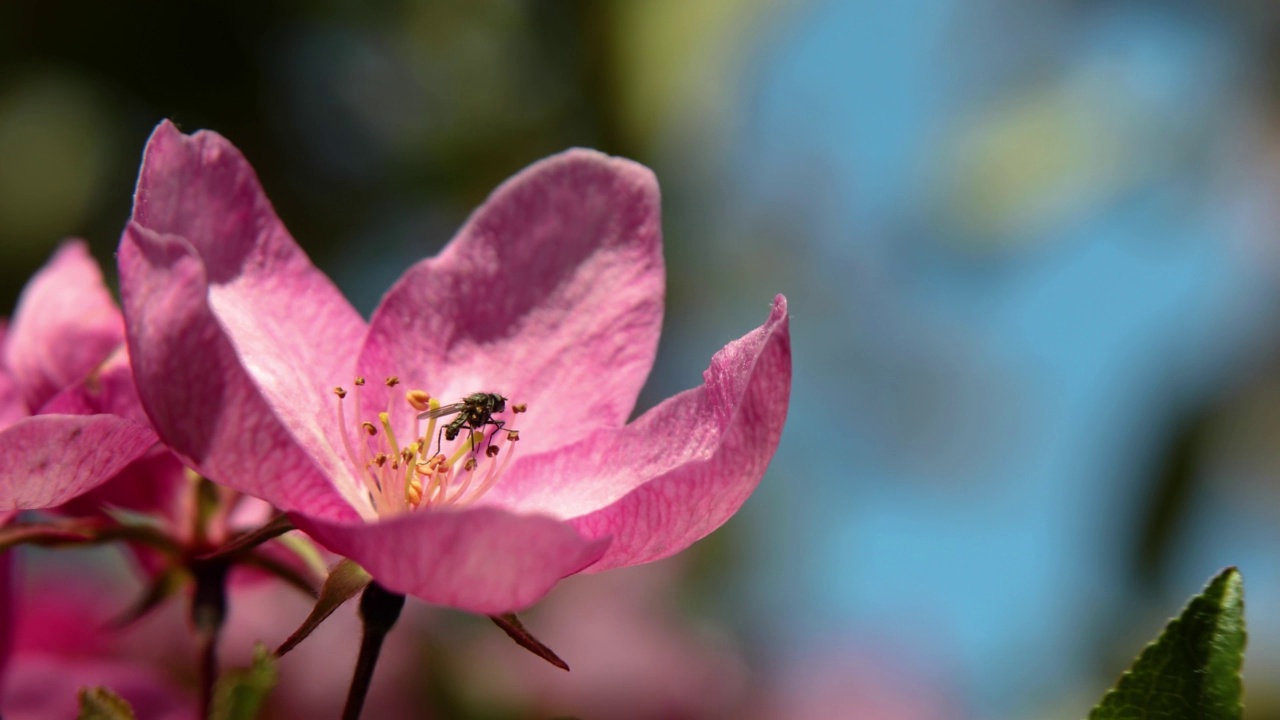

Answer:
[706,1,1280,716]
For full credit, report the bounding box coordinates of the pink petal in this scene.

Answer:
[56,447,189,529]
[3,241,123,412]
[38,347,148,422]
[0,369,24,430]
[361,149,664,455]
[297,507,608,613]
[0,414,158,510]
[123,121,369,518]
[118,223,363,521]
[492,295,791,572]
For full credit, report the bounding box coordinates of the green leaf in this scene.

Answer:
[77,686,136,720]
[211,644,278,720]
[276,558,371,656]
[1090,567,1247,720]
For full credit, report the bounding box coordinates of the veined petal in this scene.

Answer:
[39,346,147,422]
[297,507,608,614]
[118,224,365,521]
[361,149,664,453]
[123,121,370,519]
[132,122,367,450]
[491,295,791,572]
[0,414,158,511]
[3,241,123,412]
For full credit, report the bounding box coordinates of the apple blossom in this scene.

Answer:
[120,121,791,614]
[0,242,158,512]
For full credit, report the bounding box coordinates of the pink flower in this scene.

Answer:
[0,242,158,512]
[0,555,194,720]
[120,121,791,614]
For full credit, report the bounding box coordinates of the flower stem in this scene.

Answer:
[342,581,405,720]
[191,558,230,719]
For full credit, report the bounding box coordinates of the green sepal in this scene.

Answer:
[1090,567,1246,720]
[276,558,371,656]
[198,514,295,563]
[490,612,570,671]
[77,686,137,720]
[211,644,278,720]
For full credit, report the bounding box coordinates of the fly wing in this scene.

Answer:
[417,402,467,421]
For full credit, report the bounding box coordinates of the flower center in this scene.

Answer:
[332,376,524,517]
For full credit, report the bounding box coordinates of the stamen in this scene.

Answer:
[396,442,421,512]
[406,475,423,507]
[336,387,378,501]
[436,432,471,471]
[420,396,441,454]
[332,381,526,515]
[420,455,449,506]
[351,378,376,473]
[456,434,517,505]
[445,457,479,504]
[378,412,400,456]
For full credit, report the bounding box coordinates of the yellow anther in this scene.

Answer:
[406,389,432,412]
[385,376,400,387]
[354,376,366,386]
[512,403,528,413]
[334,387,347,399]
[463,457,478,472]
[506,430,520,442]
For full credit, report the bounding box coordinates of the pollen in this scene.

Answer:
[332,376,525,516]
[405,389,431,412]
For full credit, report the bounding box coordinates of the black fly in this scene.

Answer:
[417,392,508,456]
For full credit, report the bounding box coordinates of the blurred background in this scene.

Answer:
[3,1,1280,718]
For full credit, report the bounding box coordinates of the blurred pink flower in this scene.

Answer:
[119,121,791,613]
[454,560,749,720]
[0,243,297,584]
[0,242,158,513]
[745,644,955,720]
[0,554,194,720]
